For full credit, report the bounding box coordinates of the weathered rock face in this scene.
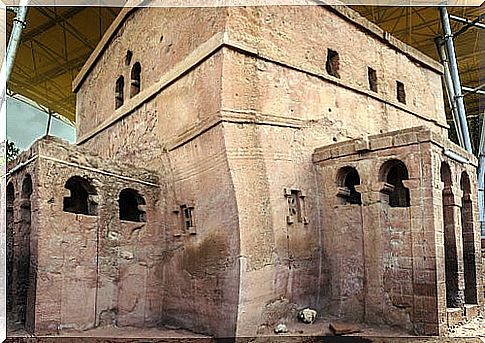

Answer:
[313,127,482,336]
[6,137,164,333]
[6,4,482,339]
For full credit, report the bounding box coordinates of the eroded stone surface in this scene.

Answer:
[5,4,483,339]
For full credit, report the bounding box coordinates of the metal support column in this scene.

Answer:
[439,8,483,235]
[45,109,53,136]
[5,0,28,82]
[478,111,485,237]
[439,6,473,154]
[0,0,28,115]
[435,37,464,148]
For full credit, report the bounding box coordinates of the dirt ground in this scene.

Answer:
[447,315,485,340]
[7,325,209,338]
[6,316,485,342]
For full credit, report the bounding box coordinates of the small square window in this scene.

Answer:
[368,67,378,93]
[326,49,340,78]
[396,81,406,104]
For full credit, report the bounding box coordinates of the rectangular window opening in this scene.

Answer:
[115,76,124,109]
[288,189,302,223]
[396,81,406,104]
[180,205,194,231]
[326,49,340,78]
[368,67,378,92]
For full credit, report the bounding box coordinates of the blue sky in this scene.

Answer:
[6,96,76,151]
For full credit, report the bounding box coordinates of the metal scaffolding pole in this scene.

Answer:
[5,0,28,82]
[45,109,53,136]
[463,83,485,95]
[435,37,465,148]
[478,111,485,237]
[0,0,28,116]
[441,8,485,237]
[439,6,473,154]
[450,14,485,33]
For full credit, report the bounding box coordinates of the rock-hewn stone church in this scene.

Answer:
[6,3,482,337]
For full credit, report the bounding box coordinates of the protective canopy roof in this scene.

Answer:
[6,7,120,122]
[6,5,484,139]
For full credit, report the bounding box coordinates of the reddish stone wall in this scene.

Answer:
[219,5,448,330]
[429,142,482,332]
[224,6,447,131]
[313,127,482,335]
[158,125,240,336]
[6,166,38,333]
[76,7,227,138]
[77,54,241,335]
[327,205,365,320]
[60,5,473,338]
[76,9,240,337]
[482,241,485,301]
[7,138,164,333]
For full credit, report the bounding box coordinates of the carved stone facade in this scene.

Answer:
[6,138,162,333]
[6,4,482,338]
[313,127,482,335]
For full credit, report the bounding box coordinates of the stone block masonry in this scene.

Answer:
[6,137,163,333]
[6,4,483,338]
[313,127,482,335]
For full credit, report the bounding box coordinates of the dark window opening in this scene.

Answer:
[461,171,477,304]
[337,167,362,205]
[125,50,133,66]
[6,183,14,314]
[22,174,33,199]
[380,159,410,207]
[284,188,308,225]
[63,176,98,215]
[326,49,340,78]
[17,176,33,329]
[396,81,406,104]
[115,76,124,109]
[441,162,461,308]
[20,175,33,222]
[7,182,14,206]
[180,204,194,230]
[130,62,141,98]
[119,188,146,222]
[288,189,302,222]
[368,67,378,92]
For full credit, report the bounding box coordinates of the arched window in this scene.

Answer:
[461,171,477,304]
[115,76,124,109]
[130,62,141,98]
[118,188,146,222]
[18,175,33,327]
[379,159,410,207]
[63,176,98,215]
[336,166,362,205]
[7,182,14,207]
[125,50,133,66]
[21,174,32,199]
